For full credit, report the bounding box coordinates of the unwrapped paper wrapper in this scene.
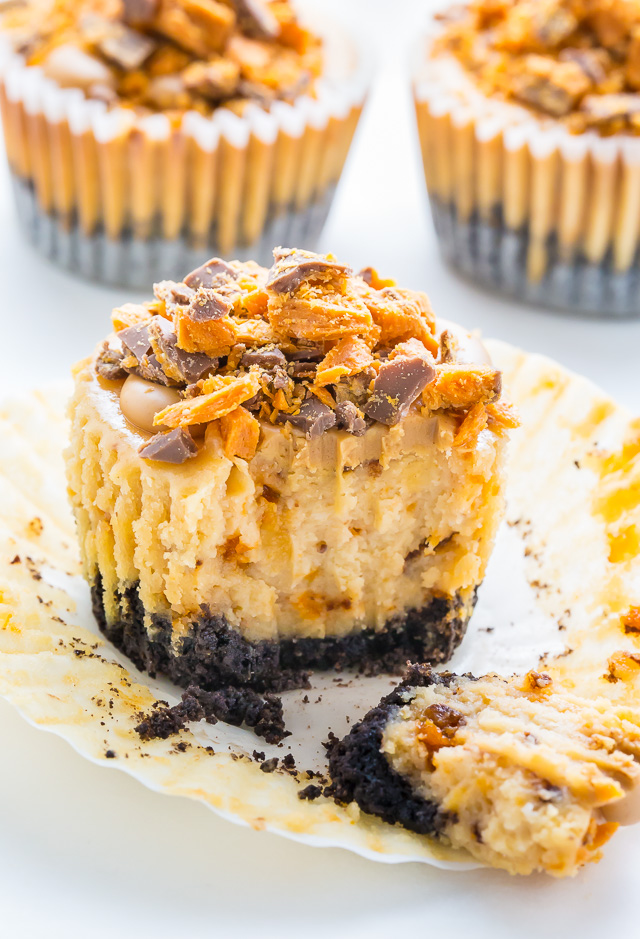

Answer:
[0,340,639,869]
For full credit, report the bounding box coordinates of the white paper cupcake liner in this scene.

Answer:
[413,48,640,317]
[0,343,639,871]
[0,15,369,287]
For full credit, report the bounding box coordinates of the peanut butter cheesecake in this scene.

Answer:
[0,1,366,286]
[66,248,515,691]
[328,665,640,876]
[414,0,640,316]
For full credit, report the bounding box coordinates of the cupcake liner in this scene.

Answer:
[0,342,639,870]
[0,19,368,287]
[413,50,640,317]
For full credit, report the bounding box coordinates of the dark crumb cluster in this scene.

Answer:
[325,664,470,836]
[135,683,289,745]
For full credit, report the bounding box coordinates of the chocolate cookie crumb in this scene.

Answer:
[298,784,323,801]
[135,684,289,744]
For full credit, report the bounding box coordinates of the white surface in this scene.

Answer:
[0,1,639,935]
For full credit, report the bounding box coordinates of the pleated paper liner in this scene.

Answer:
[414,52,640,317]
[0,15,368,289]
[0,342,639,869]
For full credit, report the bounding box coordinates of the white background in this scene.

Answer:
[1,1,639,935]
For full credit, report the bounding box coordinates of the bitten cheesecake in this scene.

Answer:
[66,248,515,691]
[328,666,640,877]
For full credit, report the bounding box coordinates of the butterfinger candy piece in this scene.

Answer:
[359,285,438,353]
[267,288,375,343]
[276,396,337,438]
[153,0,235,56]
[364,343,436,426]
[316,336,373,386]
[486,401,520,435]
[219,406,261,459]
[266,247,352,294]
[138,427,198,463]
[154,372,260,427]
[358,267,396,290]
[422,364,502,412]
[452,402,489,448]
[111,302,154,332]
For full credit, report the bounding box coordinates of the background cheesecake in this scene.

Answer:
[66,247,515,691]
[0,0,367,286]
[414,0,640,317]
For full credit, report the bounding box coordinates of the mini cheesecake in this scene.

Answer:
[66,248,515,691]
[328,666,640,876]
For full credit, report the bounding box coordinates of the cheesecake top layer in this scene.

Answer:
[432,0,640,134]
[94,247,516,464]
[2,0,322,115]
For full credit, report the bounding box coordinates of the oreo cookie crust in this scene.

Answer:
[327,666,640,877]
[326,665,458,835]
[92,579,473,693]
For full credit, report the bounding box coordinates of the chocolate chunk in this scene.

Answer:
[118,322,152,360]
[122,0,158,26]
[270,367,291,391]
[241,346,286,369]
[98,26,156,71]
[230,0,279,39]
[364,355,435,426]
[183,59,240,101]
[95,340,127,381]
[358,267,375,286]
[289,360,317,379]
[559,48,608,85]
[188,286,234,322]
[149,316,217,383]
[135,352,172,386]
[266,248,352,294]
[335,401,366,437]
[138,428,198,464]
[277,397,337,438]
[184,258,238,289]
[287,344,324,362]
[153,279,196,315]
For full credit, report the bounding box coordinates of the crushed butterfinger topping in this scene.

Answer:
[93,247,515,462]
[433,0,640,134]
[2,0,322,115]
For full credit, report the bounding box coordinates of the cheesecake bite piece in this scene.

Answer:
[66,248,513,692]
[327,665,640,876]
